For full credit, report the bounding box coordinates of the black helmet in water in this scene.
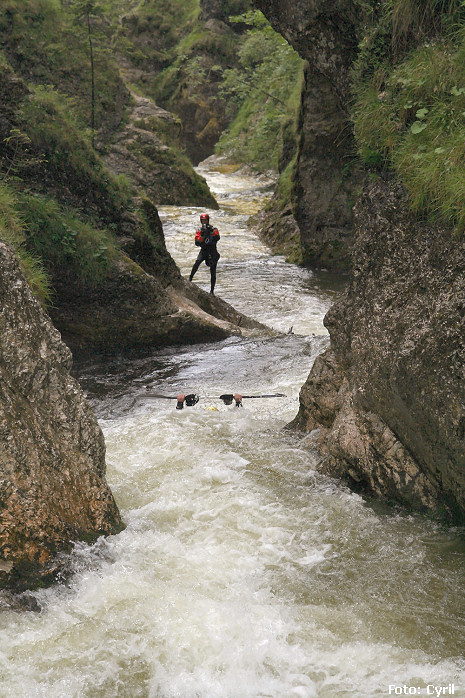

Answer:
[200,213,209,224]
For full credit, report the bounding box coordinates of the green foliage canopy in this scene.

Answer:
[216,10,303,171]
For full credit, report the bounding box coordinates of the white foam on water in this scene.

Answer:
[2,394,464,697]
[1,158,465,698]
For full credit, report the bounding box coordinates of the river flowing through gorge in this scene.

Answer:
[1,159,465,698]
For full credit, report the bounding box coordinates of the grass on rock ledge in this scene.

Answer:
[353,16,465,233]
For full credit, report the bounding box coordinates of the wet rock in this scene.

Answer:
[0,243,123,591]
[50,252,267,357]
[292,179,465,521]
[289,349,344,432]
[252,196,302,263]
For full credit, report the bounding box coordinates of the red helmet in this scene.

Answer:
[200,213,209,223]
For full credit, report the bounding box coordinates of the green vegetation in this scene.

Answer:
[114,0,201,98]
[18,84,132,220]
[216,11,304,172]
[0,174,127,305]
[0,184,52,305]
[0,0,214,307]
[0,54,135,300]
[276,153,298,211]
[18,191,119,284]
[0,0,128,138]
[352,0,465,231]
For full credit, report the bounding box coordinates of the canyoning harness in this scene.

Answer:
[144,391,286,410]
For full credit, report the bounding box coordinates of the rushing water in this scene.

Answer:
[1,159,465,698]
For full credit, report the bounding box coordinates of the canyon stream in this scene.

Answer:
[1,159,465,698]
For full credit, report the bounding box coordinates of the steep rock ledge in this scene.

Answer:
[49,200,267,357]
[0,243,123,591]
[53,261,269,358]
[103,90,217,209]
[255,0,363,270]
[292,179,465,521]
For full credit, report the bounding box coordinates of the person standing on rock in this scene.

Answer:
[189,213,220,296]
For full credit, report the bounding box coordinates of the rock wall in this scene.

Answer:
[103,90,218,209]
[255,0,363,270]
[0,243,123,591]
[118,0,253,165]
[292,179,465,521]
[255,1,465,521]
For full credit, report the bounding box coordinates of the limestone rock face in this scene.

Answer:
[255,0,362,269]
[103,91,218,209]
[0,243,123,590]
[252,195,302,263]
[293,180,465,521]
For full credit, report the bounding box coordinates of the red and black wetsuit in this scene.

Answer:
[189,224,220,294]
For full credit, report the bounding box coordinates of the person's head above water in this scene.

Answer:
[200,213,209,224]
